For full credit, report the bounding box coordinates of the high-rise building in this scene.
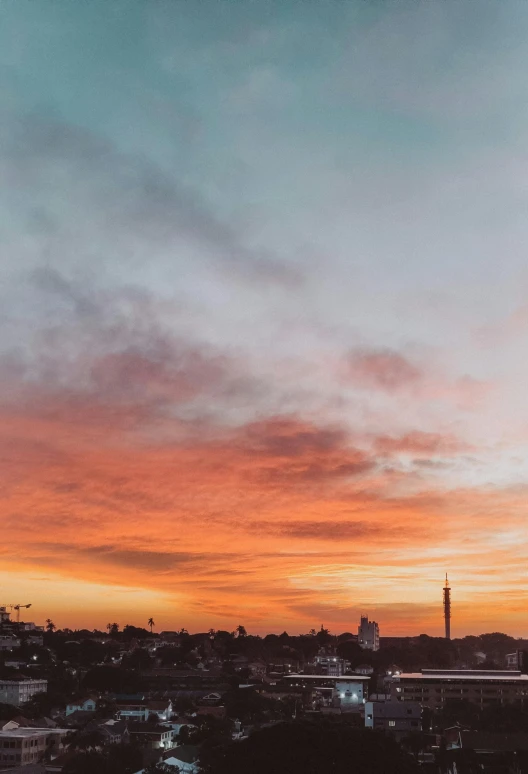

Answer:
[358,615,379,651]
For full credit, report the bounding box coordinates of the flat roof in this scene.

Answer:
[0,730,50,738]
[284,674,370,681]
[396,673,528,682]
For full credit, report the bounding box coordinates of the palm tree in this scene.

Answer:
[148,617,155,634]
[45,619,56,632]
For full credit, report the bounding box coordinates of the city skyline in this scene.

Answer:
[2,1,528,635]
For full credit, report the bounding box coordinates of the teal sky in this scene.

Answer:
[2,0,528,634]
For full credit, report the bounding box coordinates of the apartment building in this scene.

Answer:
[358,616,379,651]
[391,669,528,708]
[0,729,48,767]
[0,678,48,706]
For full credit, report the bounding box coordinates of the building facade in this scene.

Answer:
[358,616,379,651]
[0,729,48,767]
[312,656,348,676]
[365,700,421,739]
[0,679,48,706]
[391,669,528,708]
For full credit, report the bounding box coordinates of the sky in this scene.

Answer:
[2,0,528,637]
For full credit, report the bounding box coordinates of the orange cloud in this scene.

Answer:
[2,372,528,637]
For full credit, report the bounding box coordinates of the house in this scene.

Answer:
[169,718,197,737]
[195,705,226,718]
[128,722,173,750]
[115,697,172,722]
[84,718,129,745]
[0,636,21,652]
[196,692,222,707]
[65,696,98,716]
[162,745,199,773]
[365,701,421,739]
[2,717,57,732]
[62,710,96,728]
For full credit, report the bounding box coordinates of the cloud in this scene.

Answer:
[346,348,422,391]
[1,112,301,288]
[248,519,390,541]
[374,431,468,456]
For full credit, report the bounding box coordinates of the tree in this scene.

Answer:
[23,691,60,719]
[46,619,56,632]
[0,703,19,721]
[315,624,333,646]
[148,617,155,633]
[200,719,419,774]
[143,762,179,773]
[62,743,142,774]
[236,625,247,638]
[69,728,105,751]
[107,623,120,636]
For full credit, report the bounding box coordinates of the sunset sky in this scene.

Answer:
[2,0,528,636]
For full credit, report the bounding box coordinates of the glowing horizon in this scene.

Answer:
[2,0,528,638]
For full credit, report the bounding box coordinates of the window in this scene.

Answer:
[388,721,396,727]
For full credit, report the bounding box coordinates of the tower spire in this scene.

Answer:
[443,573,451,640]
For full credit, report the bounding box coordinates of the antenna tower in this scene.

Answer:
[443,573,451,640]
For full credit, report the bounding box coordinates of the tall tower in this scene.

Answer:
[443,574,451,640]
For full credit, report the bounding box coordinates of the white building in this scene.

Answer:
[0,636,21,651]
[335,679,366,707]
[0,729,48,767]
[0,678,47,706]
[358,616,379,651]
[313,656,348,676]
[365,700,421,738]
[116,698,172,722]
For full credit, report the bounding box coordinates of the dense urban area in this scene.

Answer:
[1,604,528,773]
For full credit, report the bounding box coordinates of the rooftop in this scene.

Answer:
[396,670,528,682]
[0,729,50,739]
[284,674,370,681]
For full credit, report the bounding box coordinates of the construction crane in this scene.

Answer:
[13,604,31,624]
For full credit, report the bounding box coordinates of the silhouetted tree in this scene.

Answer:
[200,719,419,774]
